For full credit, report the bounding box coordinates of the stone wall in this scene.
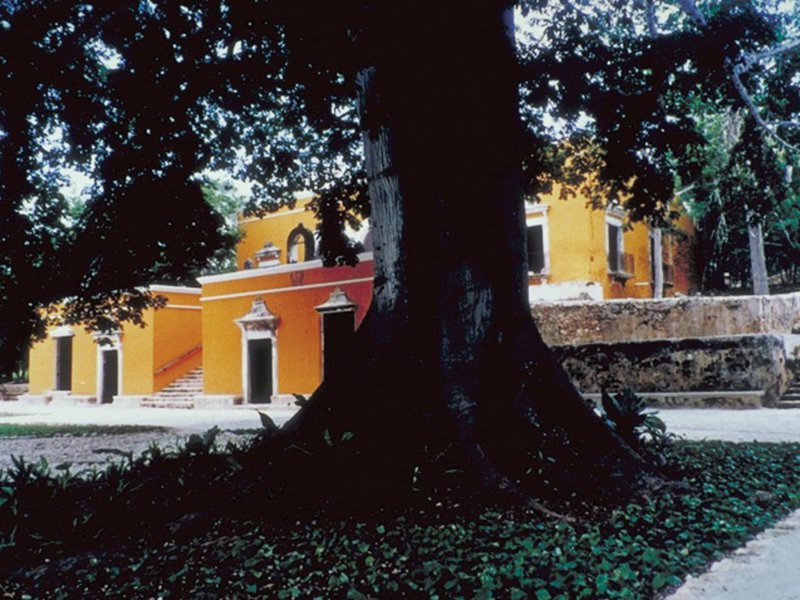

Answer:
[0,383,28,401]
[552,334,789,407]
[532,292,800,346]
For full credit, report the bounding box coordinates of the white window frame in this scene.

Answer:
[605,211,625,274]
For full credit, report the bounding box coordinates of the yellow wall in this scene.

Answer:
[237,195,317,270]
[27,327,103,395]
[27,335,55,395]
[152,290,203,391]
[121,310,155,396]
[27,286,202,398]
[529,187,696,299]
[201,259,373,396]
[28,321,150,397]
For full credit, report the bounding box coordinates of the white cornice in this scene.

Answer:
[202,276,375,303]
[149,285,202,295]
[525,203,550,216]
[196,252,374,286]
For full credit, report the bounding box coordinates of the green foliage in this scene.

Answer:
[0,426,256,554]
[600,388,669,450]
[685,106,800,290]
[4,441,800,598]
[1,1,797,375]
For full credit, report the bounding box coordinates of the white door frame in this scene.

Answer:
[94,332,123,402]
[235,298,280,403]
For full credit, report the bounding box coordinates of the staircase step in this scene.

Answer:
[775,402,800,409]
[140,400,195,409]
[140,368,203,409]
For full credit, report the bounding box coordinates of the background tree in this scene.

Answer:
[1,0,797,504]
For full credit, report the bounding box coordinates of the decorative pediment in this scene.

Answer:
[255,241,281,268]
[314,288,357,315]
[235,298,280,332]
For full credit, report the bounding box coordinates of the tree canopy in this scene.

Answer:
[0,0,797,376]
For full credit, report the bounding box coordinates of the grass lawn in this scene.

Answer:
[1,440,799,599]
[0,423,170,438]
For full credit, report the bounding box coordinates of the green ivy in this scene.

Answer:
[4,441,800,599]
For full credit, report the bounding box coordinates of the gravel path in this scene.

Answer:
[0,429,258,472]
[0,401,298,473]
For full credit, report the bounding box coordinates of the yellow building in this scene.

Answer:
[25,191,697,406]
[26,285,202,404]
[525,187,696,302]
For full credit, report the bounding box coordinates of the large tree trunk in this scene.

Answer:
[280,2,657,508]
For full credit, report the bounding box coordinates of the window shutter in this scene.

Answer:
[608,224,620,272]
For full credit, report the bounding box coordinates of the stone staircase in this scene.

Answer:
[775,378,800,409]
[140,368,203,409]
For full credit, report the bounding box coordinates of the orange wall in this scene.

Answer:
[121,310,155,396]
[152,290,203,391]
[237,195,317,270]
[201,258,373,396]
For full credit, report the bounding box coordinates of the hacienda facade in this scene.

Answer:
[25,191,698,405]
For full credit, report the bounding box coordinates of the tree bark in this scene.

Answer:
[651,228,664,299]
[281,2,657,507]
[748,220,770,295]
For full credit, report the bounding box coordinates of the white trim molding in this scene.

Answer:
[165,304,203,311]
[524,202,550,217]
[149,284,202,295]
[197,253,374,286]
[202,276,374,303]
[50,325,75,338]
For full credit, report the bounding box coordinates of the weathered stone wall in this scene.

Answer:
[0,383,28,401]
[532,292,800,345]
[552,334,788,406]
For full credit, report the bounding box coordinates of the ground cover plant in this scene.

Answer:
[1,437,799,599]
[0,423,169,438]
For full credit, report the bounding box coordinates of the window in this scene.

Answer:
[527,224,546,274]
[286,224,316,263]
[606,211,633,277]
[607,222,623,273]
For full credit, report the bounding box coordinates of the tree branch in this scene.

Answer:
[675,0,706,26]
[673,0,800,153]
[738,39,800,73]
[644,0,658,38]
[728,58,798,153]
